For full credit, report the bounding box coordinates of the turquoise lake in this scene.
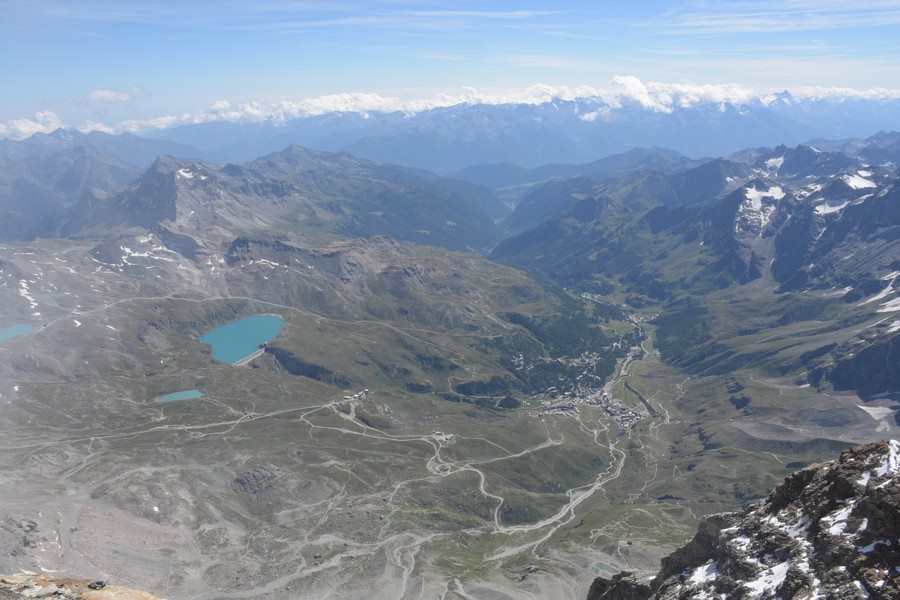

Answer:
[156,389,205,403]
[200,314,285,364]
[0,323,36,343]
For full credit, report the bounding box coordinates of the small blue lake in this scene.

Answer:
[200,314,285,365]
[0,323,36,343]
[156,389,205,403]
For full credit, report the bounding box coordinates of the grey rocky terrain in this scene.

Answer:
[588,439,900,600]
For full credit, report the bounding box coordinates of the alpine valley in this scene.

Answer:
[0,111,897,599]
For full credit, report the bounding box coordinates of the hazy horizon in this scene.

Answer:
[4,1,900,138]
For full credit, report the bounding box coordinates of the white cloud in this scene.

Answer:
[87,89,133,104]
[84,85,151,109]
[0,111,65,139]
[123,76,881,129]
[3,76,900,139]
[111,85,609,133]
[607,75,673,112]
[76,120,115,134]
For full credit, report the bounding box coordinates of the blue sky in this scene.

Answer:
[2,1,900,133]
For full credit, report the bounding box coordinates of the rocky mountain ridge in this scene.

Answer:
[588,439,900,600]
[60,145,503,252]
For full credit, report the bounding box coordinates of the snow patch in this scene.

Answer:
[824,503,854,536]
[737,186,783,234]
[859,274,897,306]
[249,259,281,268]
[688,561,718,584]
[786,512,810,538]
[744,185,785,209]
[860,539,892,554]
[824,286,853,297]
[18,280,38,310]
[815,200,849,216]
[858,405,894,421]
[795,182,823,199]
[744,561,790,596]
[875,439,899,477]
[878,297,900,313]
[843,173,876,189]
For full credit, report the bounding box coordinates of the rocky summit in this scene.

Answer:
[588,439,900,600]
[0,573,159,599]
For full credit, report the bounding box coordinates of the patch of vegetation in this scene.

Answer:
[405,382,434,394]
[498,395,522,409]
[454,375,511,396]
[653,301,714,363]
[499,308,611,356]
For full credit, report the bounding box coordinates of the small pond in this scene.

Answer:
[0,323,36,343]
[156,389,205,403]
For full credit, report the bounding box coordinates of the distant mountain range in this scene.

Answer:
[4,93,900,179]
[492,134,899,295]
[1,122,898,402]
[141,92,900,172]
[0,127,204,167]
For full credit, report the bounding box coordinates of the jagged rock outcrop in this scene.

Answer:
[231,464,292,500]
[0,572,160,599]
[588,439,899,600]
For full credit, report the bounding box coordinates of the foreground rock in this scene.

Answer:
[588,439,899,600]
[0,573,160,599]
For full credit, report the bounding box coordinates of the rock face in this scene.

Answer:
[0,572,160,599]
[587,439,900,600]
[813,335,900,399]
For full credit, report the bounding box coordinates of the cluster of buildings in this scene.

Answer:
[337,388,370,403]
[582,390,643,428]
[432,430,456,444]
[534,389,643,428]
